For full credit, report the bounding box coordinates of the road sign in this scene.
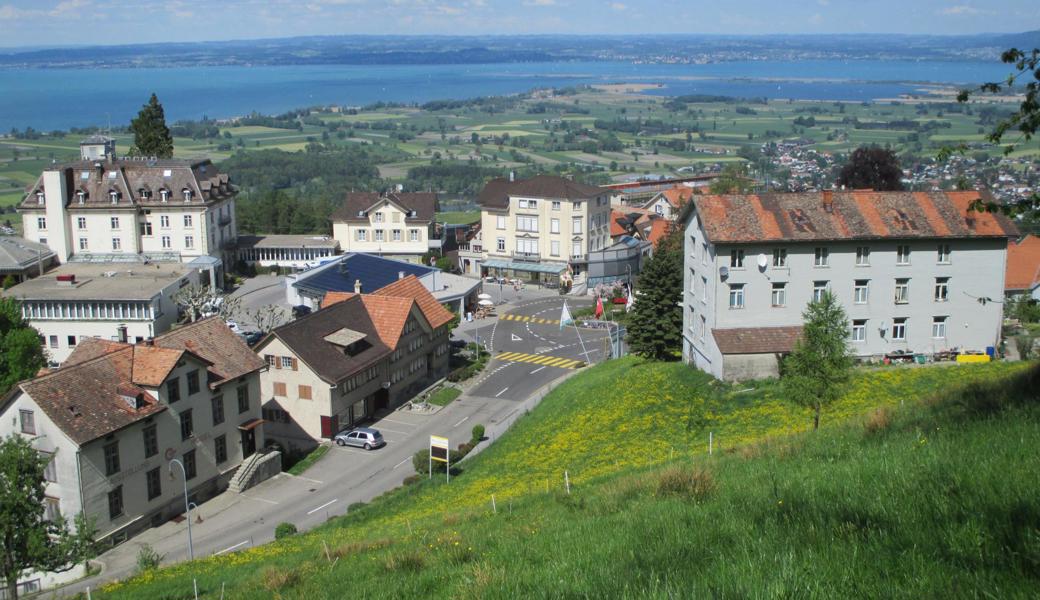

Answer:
[429,435,450,483]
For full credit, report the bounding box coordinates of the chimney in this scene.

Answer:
[94,161,104,180]
[965,209,977,230]
[116,324,128,343]
[398,271,405,280]
[822,190,834,213]
[354,279,362,294]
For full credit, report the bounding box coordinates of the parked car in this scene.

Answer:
[334,427,385,450]
[225,320,242,334]
[239,330,264,346]
[292,305,312,319]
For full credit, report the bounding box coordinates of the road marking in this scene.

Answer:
[245,496,279,505]
[373,427,410,435]
[379,418,417,427]
[530,366,546,374]
[495,351,582,369]
[293,475,324,485]
[307,499,338,515]
[453,416,469,428]
[495,387,509,398]
[511,333,522,341]
[214,540,250,556]
[392,457,411,470]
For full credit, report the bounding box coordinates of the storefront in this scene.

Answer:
[481,259,569,285]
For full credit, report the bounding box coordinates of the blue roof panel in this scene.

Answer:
[295,253,435,295]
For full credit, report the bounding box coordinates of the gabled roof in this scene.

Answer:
[0,236,55,271]
[374,275,455,329]
[647,186,694,210]
[64,338,127,366]
[155,317,266,385]
[478,175,607,209]
[644,219,671,247]
[609,209,629,238]
[128,346,187,387]
[713,326,804,355]
[692,190,1018,244]
[329,192,438,223]
[1006,234,1040,292]
[358,295,415,349]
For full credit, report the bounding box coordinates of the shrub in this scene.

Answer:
[1015,335,1034,360]
[412,449,430,474]
[457,442,473,455]
[135,544,162,572]
[274,522,298,539]
[655,465,715,501]
[262,566,300,591]
[471,423,486,443]
[864,408,891,436]
[403,474,421,486]
[384,550,425,572]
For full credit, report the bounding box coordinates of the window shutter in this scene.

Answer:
[291,358,298,371]
[274,356,281,369]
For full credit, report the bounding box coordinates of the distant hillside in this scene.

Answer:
[99,358,1039,598]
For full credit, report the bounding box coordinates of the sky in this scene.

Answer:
[0,0,1036,48]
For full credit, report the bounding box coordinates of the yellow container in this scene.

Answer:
[955,354,990,363]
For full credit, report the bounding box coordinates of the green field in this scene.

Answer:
[97,358,1038,598]
[436,210,481,225]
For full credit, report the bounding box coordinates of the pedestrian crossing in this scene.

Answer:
[499,314,560,325]
[495,351,585,369]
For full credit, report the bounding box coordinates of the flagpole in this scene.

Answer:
[569,300,591,365]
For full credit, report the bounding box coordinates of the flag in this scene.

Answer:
[560,301,573,330]
[625,286,634,312]
[594,296,604,319]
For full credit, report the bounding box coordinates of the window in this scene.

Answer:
[409,229,420,242]
[772,248,787,267]
[273,382,287,397]
[146,468,161,501]
[45,497,61,522]
[932,316,948,339]
[77,217,87,229]
[550,240,560,256]
[19,409,35,435]
[572,217,583,234]
[689,268,697,293]
[37,217,46,230]
[373,212,384,223]
[211,394,224,426]
[854,280,869,304]
[161,235,171,249]
[143,424,158,458]
[184,236,194,249]
[935,277,949,302]
[699,315,706,341]
[550,218,560,234]
[79,238,88,250]
[897,245,911,265]
[518,199,537,209]
[215,435,228,464]
[855,246,870,266]
[167,378,180,403]
[496,216,506,230]
[375,229,385,242]
[108,486,124,519]
[180,409,193,441]
[892,318,907,341]
[516,215,538,232]
[552,201,561,210]
[771,283,786,307]
[728,284,745,309]
[356,229,367,242]
[814,247,829,267]
[140,221,153,236]
[41,452,56,482]
[238,385,251,412]
[894,278,910,304]
[496,238,505,252]
[701,276,708,302]
[852,320,867,342]
[812,281,829,303]
[186,370,200,395]
[729,249,745,268]
[516,238,538,255]
[392,229,401,241]
[111,237,122,251]
[184,449,196,480]
[48,335,58,349]
[110,217,119,229]
[281,356,293,369]
[181,214,192,227]
[265,354,276,368]
[937,243,951,264]
[571,241,582,258]
[103,441,120,476]
[160,215,170,228]
[701,242,708,265]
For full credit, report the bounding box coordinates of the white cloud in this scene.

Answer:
[816,0,829,5]
[610,2,626,10]
[49,0,90,17]
[939,4,992,16]
[522,0,556,6]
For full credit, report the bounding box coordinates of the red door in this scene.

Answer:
[319,415,338,439]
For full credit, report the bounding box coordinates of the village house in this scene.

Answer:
[256,275,453,451]
[330,191,439,263]
[1005,234,1040,300]
[681,190,1016,381]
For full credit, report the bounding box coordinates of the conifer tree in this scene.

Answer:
[129,93,174,158]
[627,228,683,360]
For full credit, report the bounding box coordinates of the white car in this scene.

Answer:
[225,320,242,334]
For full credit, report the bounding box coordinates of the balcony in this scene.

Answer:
[218,214,232,227]
[512,251,541,262]
[569,253,588,262]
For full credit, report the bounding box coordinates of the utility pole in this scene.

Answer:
[169,459,194,560]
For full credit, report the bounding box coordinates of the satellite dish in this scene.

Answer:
[879,320,887,331]
[719,266,729,279]
[757,254,768,269]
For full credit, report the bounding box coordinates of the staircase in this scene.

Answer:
[227,449,270,494]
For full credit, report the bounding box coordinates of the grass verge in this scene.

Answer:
[286,444,329,476]
[426,386,462,407]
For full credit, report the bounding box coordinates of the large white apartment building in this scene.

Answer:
[0,319,265,592]
[681,190,1017,381]
[330,192,438,263]
[478,175,612,281]
[18,137,237,286]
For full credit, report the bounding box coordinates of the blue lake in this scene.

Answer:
[0,59,1014,131]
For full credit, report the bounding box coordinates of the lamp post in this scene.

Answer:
[168,459,193,561]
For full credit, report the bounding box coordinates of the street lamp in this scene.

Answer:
[168,459,193,561]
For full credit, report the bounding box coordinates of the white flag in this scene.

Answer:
[625,286,635,312]
[560,300,573,329]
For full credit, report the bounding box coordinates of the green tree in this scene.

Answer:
[627,228,683,360]
[781,291,854,431]
[708,162,752,194]
[129,93,174,158]
[1,435,96,599]
[0,298,46,397]
[836,145,904,191]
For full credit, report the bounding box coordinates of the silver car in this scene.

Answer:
[334,427,385,450]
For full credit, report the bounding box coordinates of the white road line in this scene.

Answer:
[392,457,411,470]
[529,366,546,374]
[379,418,417,427]
[307,499,338,515]
[214,540,250,556]
[373,427,410,435]
[453,416,469,428]
[245,496,279,505]
[495,387,509,398]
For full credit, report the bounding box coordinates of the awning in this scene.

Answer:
[483,260,568,274]
[238,418,264,431]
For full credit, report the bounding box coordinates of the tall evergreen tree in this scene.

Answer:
[781,290,854,430]
[129,93,174,158]
[0,297,46,397]
[627,228,683,360]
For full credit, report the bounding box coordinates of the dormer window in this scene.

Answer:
[109,190,119,204]
[159,189,169,202]
[182,188,192,202]
[76,190,86,204]
[35,190,44,204]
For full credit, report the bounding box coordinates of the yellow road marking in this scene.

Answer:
[495,351,581,369]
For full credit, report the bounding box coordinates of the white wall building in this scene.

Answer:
[681,190,1017,381]
[237,235,340,270]
[1,263,200,365]
[330,192,438,263]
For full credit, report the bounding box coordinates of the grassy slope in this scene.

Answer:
[98,358,1038,599]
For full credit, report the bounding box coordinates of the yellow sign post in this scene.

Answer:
[430,435,450,483]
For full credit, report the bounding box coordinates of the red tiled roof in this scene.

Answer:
[713,326,804,355]
[358,295,415,349]
[610,209,629,237]
[154,317,265,386]
[374,275,455,329]
[645,219,671,247]
[128,346,186,387]
[653,186,694,209]
[1006,235,1040,291]
[64,338,128,366]
[694,190,1018,243]
[321,291,356,309]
